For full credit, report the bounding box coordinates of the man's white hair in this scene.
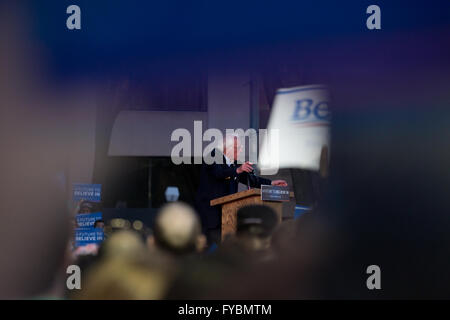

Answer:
[221,133,241,152]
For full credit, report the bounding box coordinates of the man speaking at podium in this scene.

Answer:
[195,134,287,245]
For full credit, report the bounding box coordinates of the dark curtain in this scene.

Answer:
[150,158,201,208]
[92,77,145,208]
[128,72,207,111]
[261,62,305,112]
[92,72,207,208]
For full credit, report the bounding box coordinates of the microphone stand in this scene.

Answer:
[247,170,255,190]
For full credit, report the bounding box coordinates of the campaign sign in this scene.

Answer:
[73,183,102,202]
[261,185,290,202]
[294,205,311,219]
[76,212,103,228]
[259,84,330,174]
[75,228,104,247]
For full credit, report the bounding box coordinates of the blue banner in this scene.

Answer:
[75,228,105,247]
[76,212,103,228]
[294,205,311,219]
[261,185,290,202]
[73,183,102,202]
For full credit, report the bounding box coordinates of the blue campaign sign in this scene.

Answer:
[76,212,103,228]
[294,205,311,219]
[261,185,290,202]
[73,183,102,202]
[74,228,105,247]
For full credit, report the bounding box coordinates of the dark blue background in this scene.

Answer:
[22,0,450,78]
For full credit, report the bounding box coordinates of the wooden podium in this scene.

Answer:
[210,188,294,241]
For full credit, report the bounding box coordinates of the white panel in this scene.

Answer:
[109,110,208,156]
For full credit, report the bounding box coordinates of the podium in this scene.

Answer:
[210,188,294,241]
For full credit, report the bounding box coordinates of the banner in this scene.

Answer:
[74,228,105,247]
[259,85,330,173]
[76,212,103,228]
[73,183,102,202]
[294,205,311,219]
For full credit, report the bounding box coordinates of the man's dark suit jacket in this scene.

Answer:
[195,149,272,230]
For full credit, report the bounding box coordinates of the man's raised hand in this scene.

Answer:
[271,180,288,187]
[236,161,254,174]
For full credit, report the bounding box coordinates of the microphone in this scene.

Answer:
[247,164,256,190]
